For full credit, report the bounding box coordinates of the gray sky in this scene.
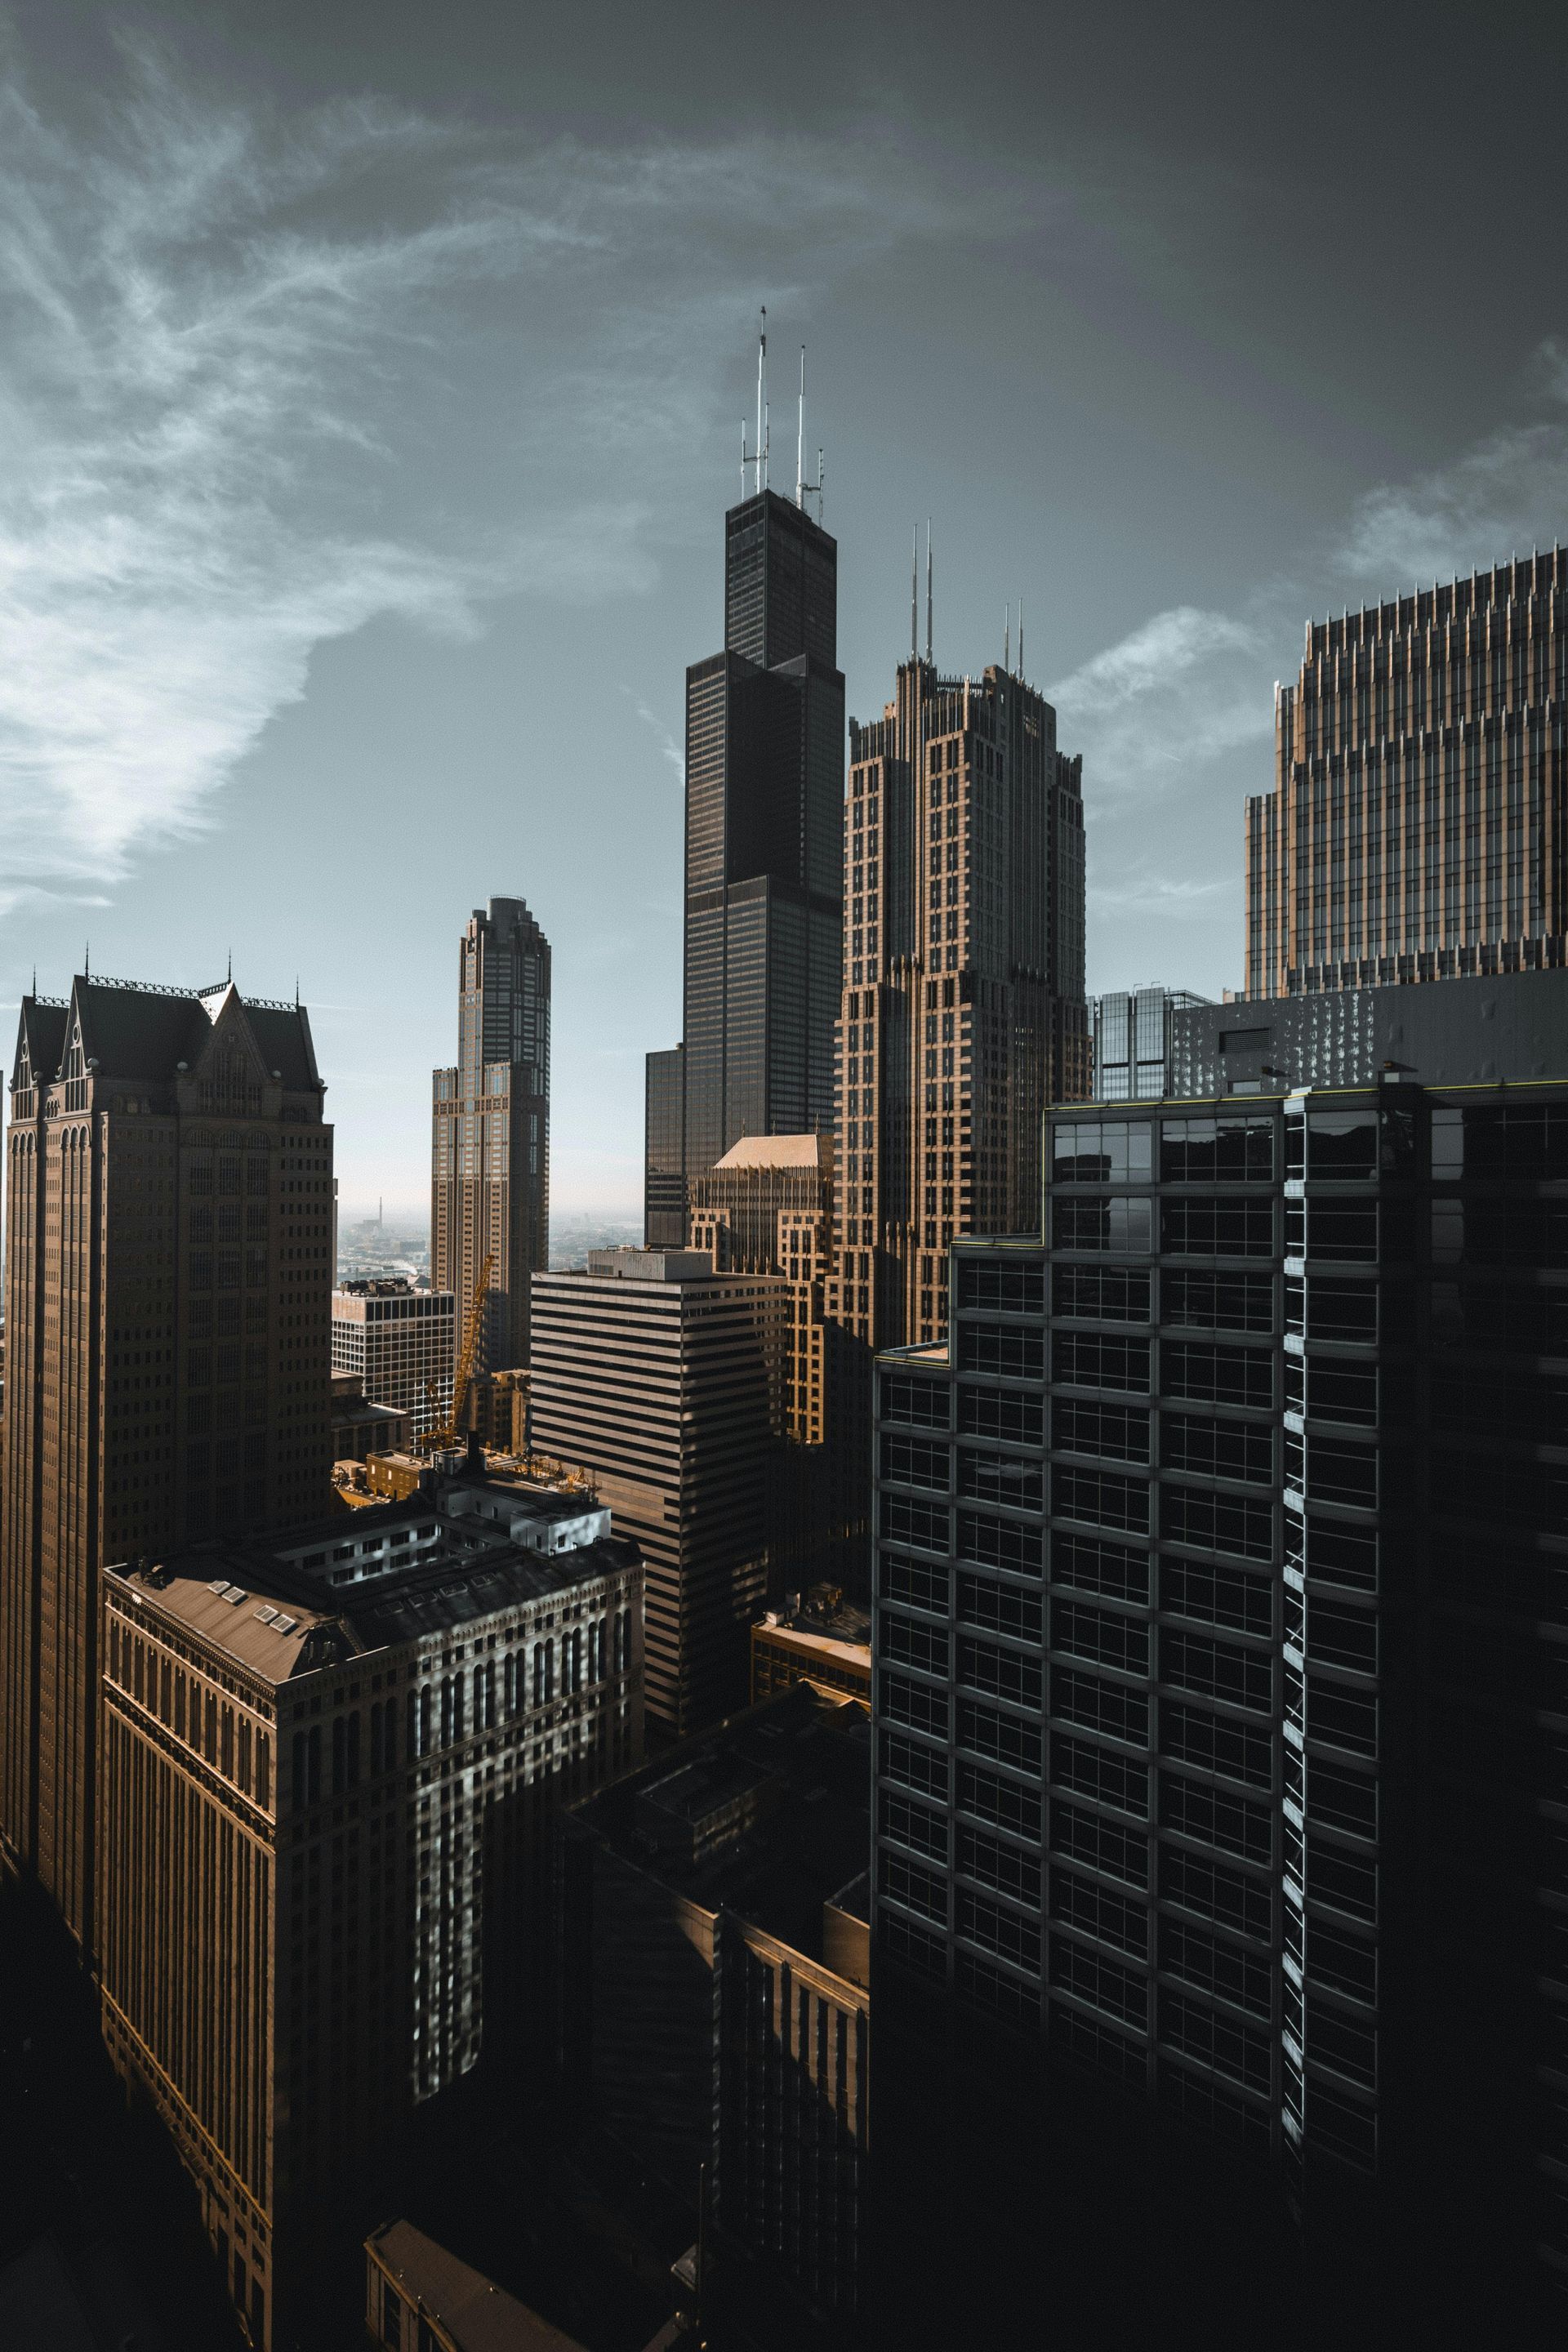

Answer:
[3,0,1566,1220]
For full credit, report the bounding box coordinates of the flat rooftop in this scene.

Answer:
[571,1681,869,1961]
[108,1476,639,1687]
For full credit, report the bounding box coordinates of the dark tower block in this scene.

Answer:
[646,488,844,1211]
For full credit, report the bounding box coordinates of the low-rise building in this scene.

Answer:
[97,1468,643,2351]
[562,1682,870,2335]
[330,1370,413,1462]
[751,1588,871,1704]
[366,2221,589,2352]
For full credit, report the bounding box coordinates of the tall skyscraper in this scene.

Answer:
[96,1467,643,2350]
[829,646,1088,1359]
[1244,550,1567,998]
[869,967,1568,2340]
[530,1247,785,1739]
[1,975,332,1949]
[646,488,844,1204]
[432,898,550,1374]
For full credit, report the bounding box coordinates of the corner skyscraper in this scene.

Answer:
[645,489,844,1242]
[432,898,550,1371]
[1,974,332,1949]
[1244,550,1566,997]
[829,640,1088,1356]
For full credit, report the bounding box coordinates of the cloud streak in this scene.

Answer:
[0,46,973,917]
[1054,340,1568,844]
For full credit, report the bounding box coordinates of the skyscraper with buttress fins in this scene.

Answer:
[644,345,844,1241]
[1244,550,1567,998]
[829,572,1089,1360]
[0,973,332,1951]
[432,898,550,1374]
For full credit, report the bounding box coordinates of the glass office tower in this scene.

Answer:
[870,968,1568,2341]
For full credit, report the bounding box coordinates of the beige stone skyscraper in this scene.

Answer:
[827,647,1088,1356]
[0,974,332,1949]
[1244,550,1567,997]
[431,898,550,1374]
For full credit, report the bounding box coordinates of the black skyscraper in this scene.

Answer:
[869,968,1568,2343]
[645,490,844,1244]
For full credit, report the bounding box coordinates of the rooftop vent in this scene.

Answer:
[273,1615,297,1634]
[255,1604,278,1624]
[222,1585,245,1604]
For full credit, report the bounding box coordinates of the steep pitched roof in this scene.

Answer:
[11,998,68,1091]
[242,1001,322,1092]
[73,981,209,1082]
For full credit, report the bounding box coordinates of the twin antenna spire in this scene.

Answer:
[742,310,824,518]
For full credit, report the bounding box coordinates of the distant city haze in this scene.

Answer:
[2,2,1566,1215]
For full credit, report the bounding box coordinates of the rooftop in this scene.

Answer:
[571,1682,869,1961]
[108,1473,637,1687]
[712,1133,829,1171]
[368,2221,589,2352]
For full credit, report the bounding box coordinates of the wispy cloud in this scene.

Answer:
[1056,338,1568,840]
[0,44,971,918]
[1337,418,1568,586]
[621,687,684,785]
[1049,603,1272,797]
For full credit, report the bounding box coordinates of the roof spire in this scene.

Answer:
[925,521,933,666]
[911,528,918,662]
[1003,604,1010,673]
[1018,595,1024,680]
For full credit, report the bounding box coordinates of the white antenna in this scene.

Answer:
[1018,595,1023,679]
[925,521,933,664]
[911,528,919,662]
[1004,603,1010,672]
[796,346,805,508]
[742,308,769,497]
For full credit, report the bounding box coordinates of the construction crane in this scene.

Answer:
[421,1249,495,1454]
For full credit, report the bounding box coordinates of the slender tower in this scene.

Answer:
[645,330,844,1238]
[431,898,550,1374]
[827,572,1089,1355]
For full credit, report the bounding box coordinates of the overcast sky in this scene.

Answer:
[3,0,1566,1220]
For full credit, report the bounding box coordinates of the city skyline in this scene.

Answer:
[5,7,1568,1218]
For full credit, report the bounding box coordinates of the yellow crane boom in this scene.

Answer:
[421,1248,495,1453]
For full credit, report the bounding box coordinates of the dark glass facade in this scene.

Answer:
[870,970,1568,2337]
[646,490,844,1209]
[644,1045,685,1247]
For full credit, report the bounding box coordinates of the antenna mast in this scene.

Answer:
[911,529,919,662]
[742,308,769,497]
[1018,595,1024,680]
[1003,604,1010,673]
[925,522,933,664]
[793,344,825,519]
